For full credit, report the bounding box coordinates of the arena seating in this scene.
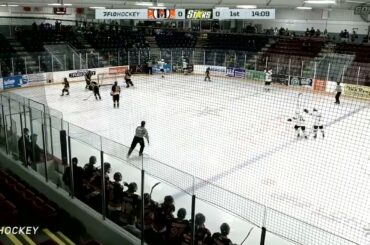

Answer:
[0,34,17,77]
[84,27,149,51]
[0,169,101,245]
[155,30,197,48]
[203,33,269,51]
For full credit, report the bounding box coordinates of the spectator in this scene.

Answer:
[209,223,234,245]
[63,157,84,198]
[315,29,321,37]
[305,28,310,37]
[29,133,43,164]
[18,128,30,164]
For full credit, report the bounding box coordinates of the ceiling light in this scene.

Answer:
[0,4,18,6]
[89,6,106,9]
[48,3,61,6]
[345,0,365,3]
[215,7,229,9]
[304,0,336,4]
[297,6,313,9]
[236,5,257,8]
[135,2,154,6]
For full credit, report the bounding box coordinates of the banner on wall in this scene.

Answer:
[69,70,96,78]
[109,66,129,74]
[193,65,226,76]
[289,76,313,87]
[344,84,370,99]
[226,67,246,78]
[3,75,24,90]
[313,79,327,92]
[152,64,172,73]
[272,74,289,85]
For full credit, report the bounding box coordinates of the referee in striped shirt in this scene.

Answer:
[127,121,149,158]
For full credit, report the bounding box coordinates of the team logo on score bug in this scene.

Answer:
[185,9,213,19]
[148,9,176,19]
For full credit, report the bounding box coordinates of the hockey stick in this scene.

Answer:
[149,182,161,199]
[297,93,303,111]
[240,227,254,245]
[83,94,93,101]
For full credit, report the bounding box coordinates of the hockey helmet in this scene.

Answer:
[104,162,111,173]
[220,223,230,236]
[89,156,97,165]
[113,172,122,182]
[177,208,187,220]
[195,213,206,226]
[128,182,138,193]
[164,195,174,205]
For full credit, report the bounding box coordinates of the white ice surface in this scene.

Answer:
[13,74,370,245]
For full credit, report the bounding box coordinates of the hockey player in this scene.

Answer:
[120,182,140,226]
[264,68,272,92]
[204,67,211,81]
[92,81,101,100]
[85,70,93,89]
[125,70,134,88]
[182,213,211,245]
[288,111,308,139]
[209,223,234,245]
[182,57,188,75]
[83,156,98,182]
[61,77,70,96]
[305,108,325,139]
[167,208,189,245]
[107,172,124,224]
[127,121,149,157]
[111,81,121,108]
[335,81,342,104]
[158,59,166,78]
[136,193,158,231]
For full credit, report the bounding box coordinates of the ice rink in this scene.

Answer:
[13,73,370,244]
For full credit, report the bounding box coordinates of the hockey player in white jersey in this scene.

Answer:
[305,108,324,139]
[288,111,308,139]
[158,59,165,78]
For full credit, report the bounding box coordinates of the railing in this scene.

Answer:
[2,47,370,86]
[0,81,362,244]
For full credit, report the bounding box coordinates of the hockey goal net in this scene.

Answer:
[97,66,129,86]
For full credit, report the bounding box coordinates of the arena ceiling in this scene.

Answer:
[0,0,369,9]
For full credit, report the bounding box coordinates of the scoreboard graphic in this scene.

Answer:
[96,8,275,20]
[148,9,176,19]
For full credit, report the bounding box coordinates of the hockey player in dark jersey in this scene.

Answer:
[83,156,98,182]
[208,223,234,245]
[167,208,190,245]
[92,81,101,100]
[111,81,121,108]
[158,195,175,228]
[61,77,70,96]
[85,70,93,89]
[107,172,124,224]
[125,70,134,88]
[136,193,158,231]
[85,162,111,212]
[120,182,140,226]
[182,213,211,245]
[204,67,211,81]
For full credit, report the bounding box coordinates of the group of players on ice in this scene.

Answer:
[263,68,325,139]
